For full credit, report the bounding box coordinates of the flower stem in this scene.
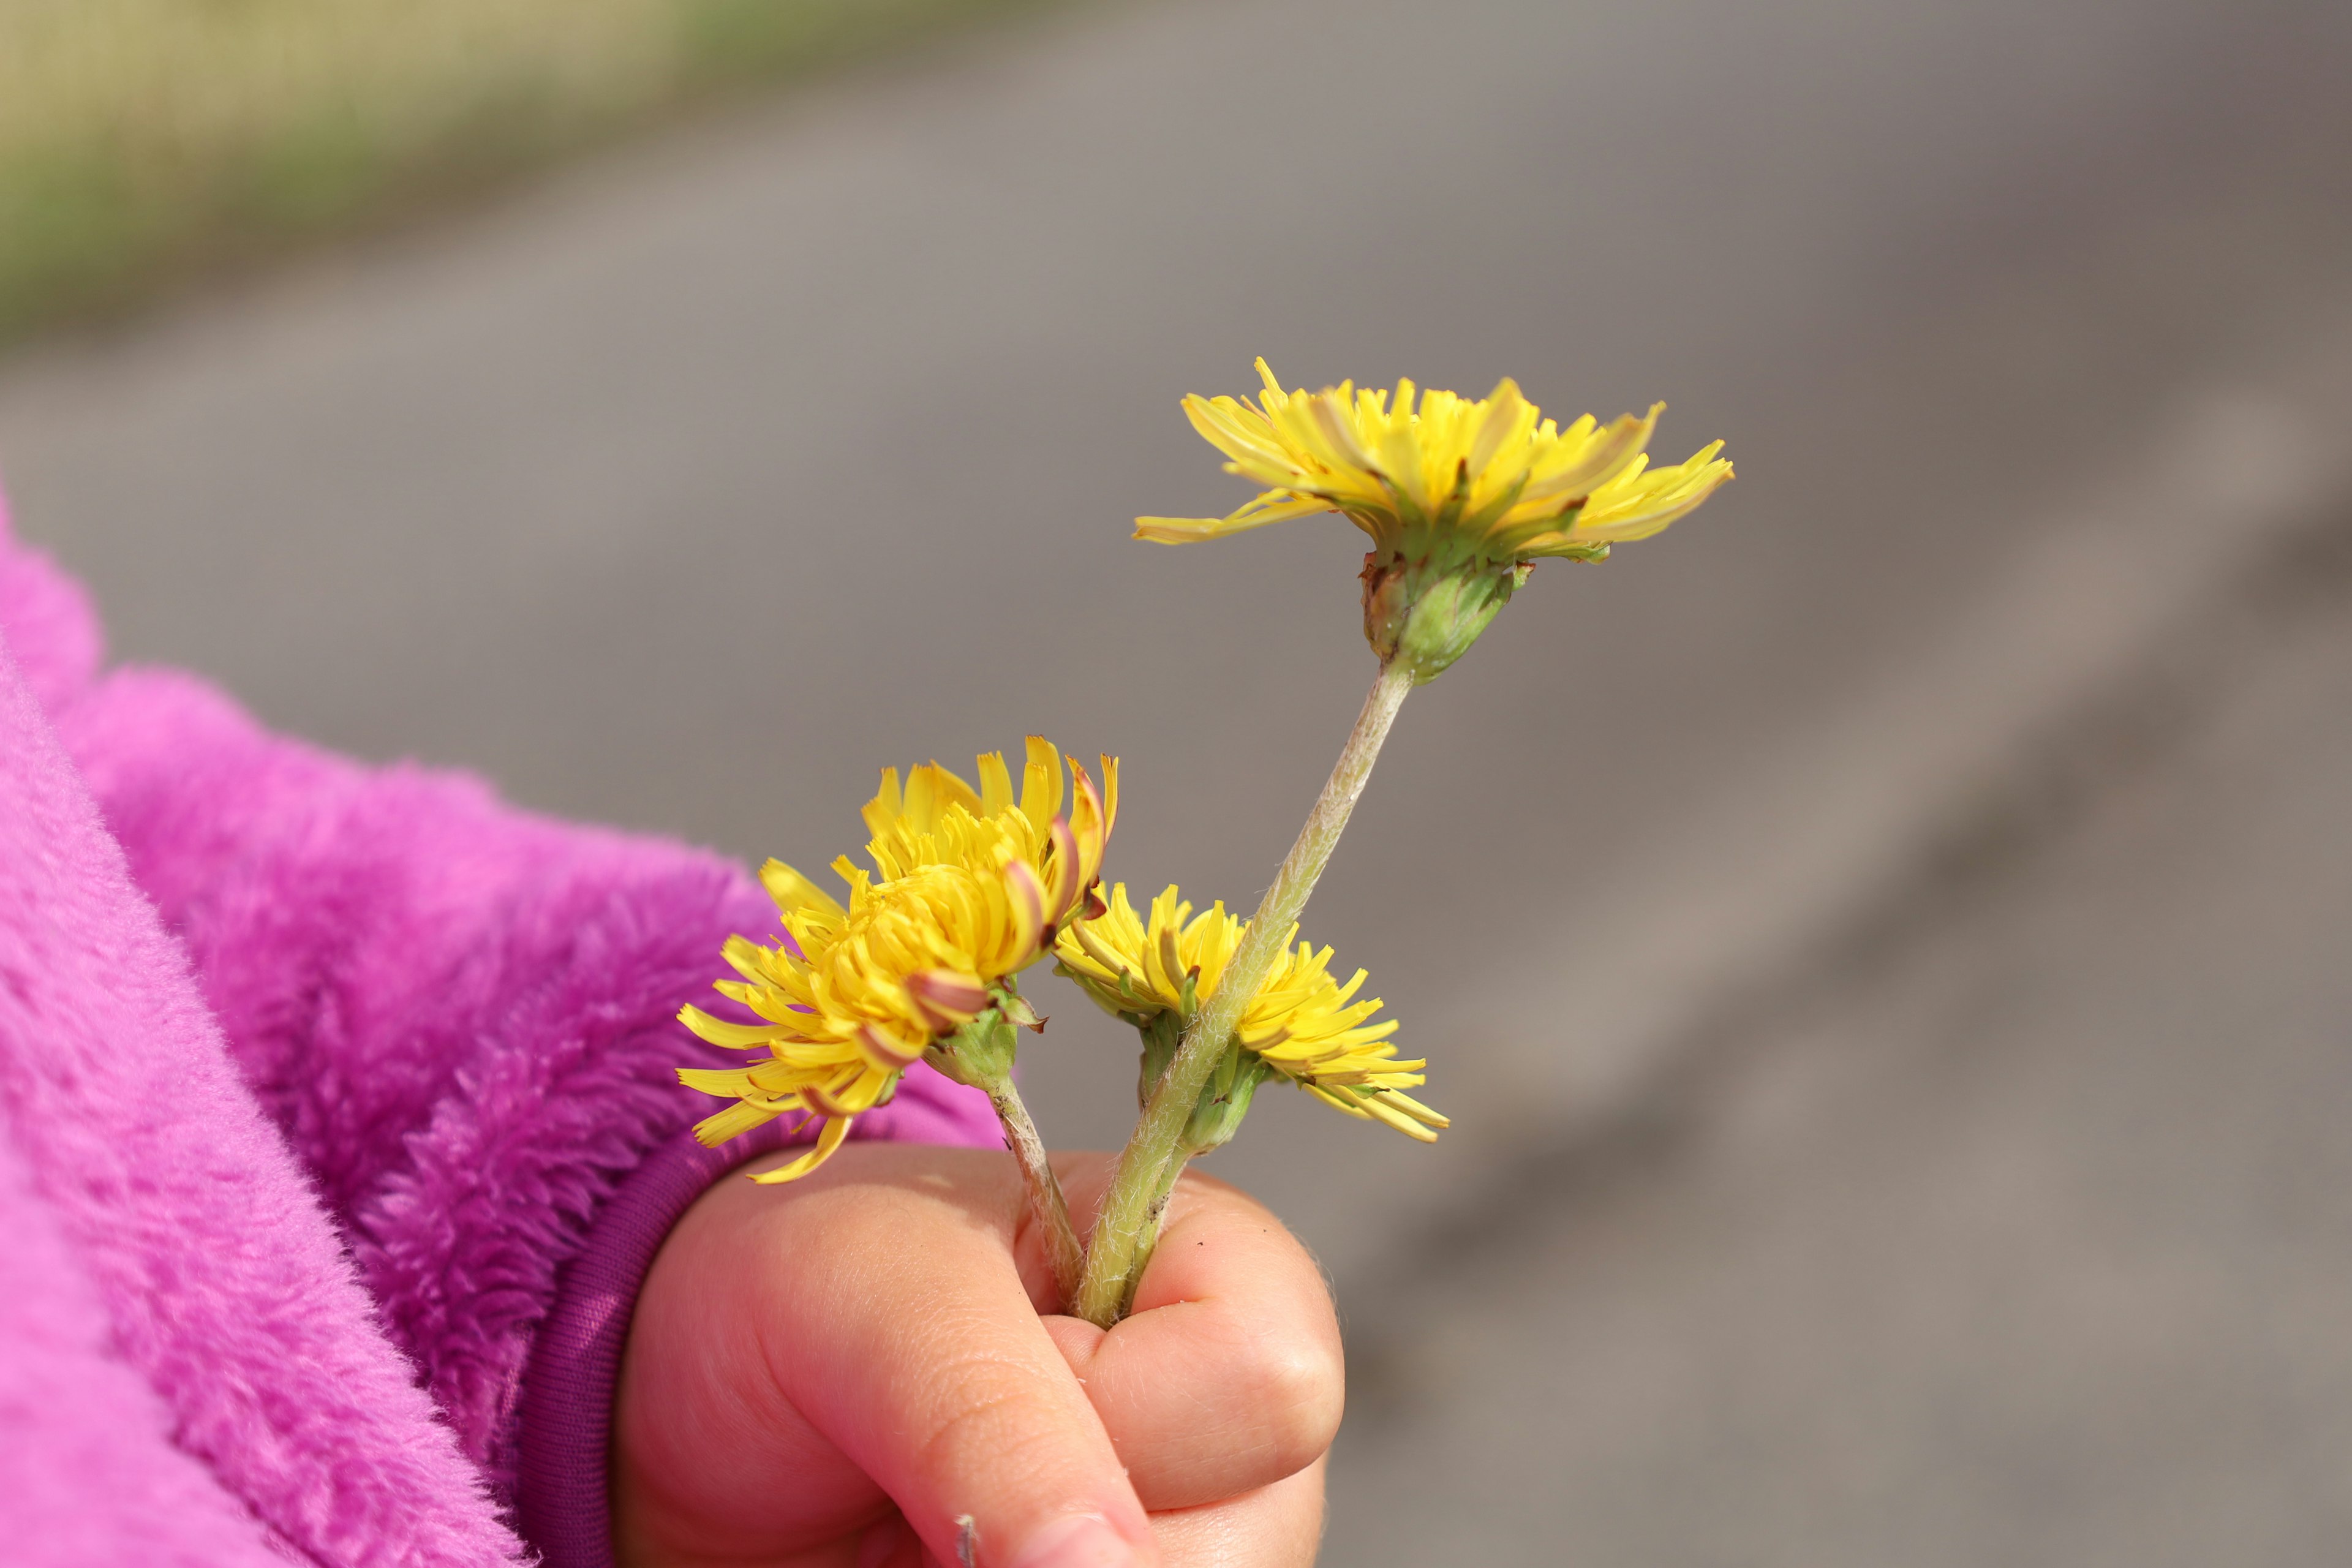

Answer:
[985,1075,1084,1312]
[1073,657,1415,1325]
[1120,1144,1194,1317]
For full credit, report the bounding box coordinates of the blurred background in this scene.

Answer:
[6,0,2352,1560]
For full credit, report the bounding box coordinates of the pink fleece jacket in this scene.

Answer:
[0,500,998,1566]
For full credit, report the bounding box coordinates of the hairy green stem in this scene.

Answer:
[1116,1144,1194,1318]
[1074,658,1414,1325]
[986,1075,1084,1312]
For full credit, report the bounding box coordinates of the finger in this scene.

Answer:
[755,1146,1161,1568]
[1045,1168,1343,1511]
[1150,1455,1327,1568]
[853,1512,924,1568]
[619,1191,891,1563]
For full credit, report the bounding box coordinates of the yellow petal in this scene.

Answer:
[1305,1083,1374,1120]
[1518,404,1661,507]
[977,751,1016,818]
[1019,736,1063,831]
[745,1114,854,1183]
[1372,1088,1449,1128]
[759,859,844,921]
[904,968,989,1033]
[1182,393,1294,477]
[856,1020,928,1071]
[679,1005,785,1049]
[692,1096,786,1147]
[677,1066,760,1097]
[1573,443,1733,541]
[1135,491,1329,544]
[1363,1090,1442,1140]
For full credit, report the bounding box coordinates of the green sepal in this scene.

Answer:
[997,989,1047,1032]
[1360,551,1525,684]
[1178,1041,1274,1156]
[924,1002,1020,1089]
[1134,1007,1184,1109]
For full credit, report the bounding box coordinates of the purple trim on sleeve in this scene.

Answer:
[516,1120,799,1568]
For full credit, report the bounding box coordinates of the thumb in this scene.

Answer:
[763,1156,1159,1568]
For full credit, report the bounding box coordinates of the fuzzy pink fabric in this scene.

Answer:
[0,617,519,1564]
[0,1096,302,1567]
[0,494,999,1562]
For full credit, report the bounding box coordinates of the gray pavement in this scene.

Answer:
[4,0,2352,1559]
[1329,518,2352,1565]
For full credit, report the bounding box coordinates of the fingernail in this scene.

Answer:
[1006,1513,1138,1568]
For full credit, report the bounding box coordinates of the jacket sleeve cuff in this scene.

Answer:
[515,1120,804,1568]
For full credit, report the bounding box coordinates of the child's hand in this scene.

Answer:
[614,1144,1341,1567]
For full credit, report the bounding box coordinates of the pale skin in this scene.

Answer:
[614,1145,1342,1568]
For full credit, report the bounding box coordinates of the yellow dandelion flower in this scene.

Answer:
[1055,882,1447,1144]
[678,735,1120,1182]
[677,843,1052,1183]
[1135,359,1732,680]
[861,736,1118,931]
[1137,357,1730,557]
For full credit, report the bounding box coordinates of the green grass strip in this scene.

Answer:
[0,0,1056,349]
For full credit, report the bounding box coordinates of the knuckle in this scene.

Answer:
[913,1362,1053,1475]
[1240,1331,1344,1469]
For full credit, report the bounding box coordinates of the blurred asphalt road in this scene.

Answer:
[1333,525,2352,1564]
[5,0,2352,1559]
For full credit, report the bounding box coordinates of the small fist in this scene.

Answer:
[614,1144,1341,1567]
